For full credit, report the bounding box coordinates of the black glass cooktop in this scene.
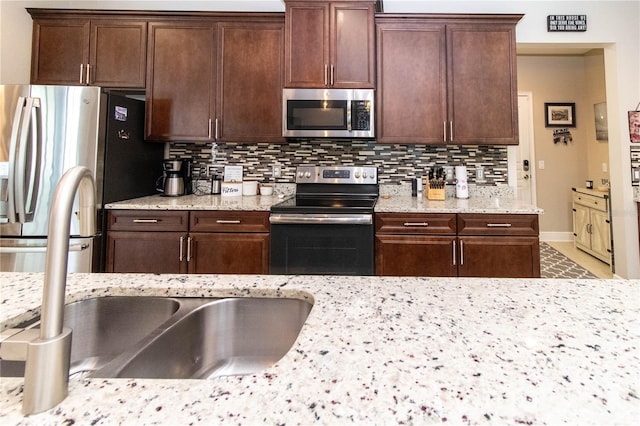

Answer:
[270,195,377,214]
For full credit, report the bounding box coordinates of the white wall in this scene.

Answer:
[1,0,639,278]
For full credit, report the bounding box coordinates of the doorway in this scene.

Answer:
[509,92,537,206]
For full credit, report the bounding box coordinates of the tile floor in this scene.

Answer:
[546,241,614,279]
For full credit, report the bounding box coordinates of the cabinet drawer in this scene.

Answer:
[573,192,608,212]
[457,214,539,236]
[190,211,270,233]
[375,213,457,234]
[107,210,189,232]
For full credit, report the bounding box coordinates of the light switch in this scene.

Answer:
[538,160,545,170]
[602,162,608,172]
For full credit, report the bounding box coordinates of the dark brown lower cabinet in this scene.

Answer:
[106,231,187,274]
[106,210,269,274]
[376,235,457,276]
[189,233,269,274]
[375,212,540,278]
[457,236,540,278]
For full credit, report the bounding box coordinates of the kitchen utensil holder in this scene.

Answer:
[425,181,446,200]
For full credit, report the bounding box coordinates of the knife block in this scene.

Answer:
[425,181,446,200]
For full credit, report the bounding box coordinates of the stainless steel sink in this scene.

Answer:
[109,298,312,379]
[1,296,180,377]
[1,296,312,380]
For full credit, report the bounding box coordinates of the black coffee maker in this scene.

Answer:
[156,158,193,196]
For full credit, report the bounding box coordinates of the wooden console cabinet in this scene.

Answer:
[375,14,521,145]
[376,212,540,277]
[106,210,269,274]
[572,189,612,265]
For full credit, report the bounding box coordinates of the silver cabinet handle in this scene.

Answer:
[449,121,453,142]
[324,64,328,86]
[486,223,512,228]
[215,118,219,140]
[330,64,334,86]
[452,240,456,266]
[403,222,429,227]
[79,64,84,84]
[208,119,212,139]
[460,240,464,265]
[186,236,192,262]
[132,219,159,223]
[86,63,90,85]
[443,121,447,143]
[216,220,241,224]
[179,236,184,262]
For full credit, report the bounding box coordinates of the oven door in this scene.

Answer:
[270,214,374,275]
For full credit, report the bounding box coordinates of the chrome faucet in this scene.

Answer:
[0,166,96,415]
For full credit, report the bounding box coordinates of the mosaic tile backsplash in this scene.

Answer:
[169,140,508,185]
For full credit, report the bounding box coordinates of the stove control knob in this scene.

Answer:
[354,171,361,178]
[298,171,304,178]
[362,171,368,179]
[305,171,312,178]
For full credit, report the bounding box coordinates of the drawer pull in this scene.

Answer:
[216,220,241,224]
[179,236,184,262]
[403,222,429,227]
[486,223,512,228]
[133,219,160,223]
[452,240,456,266]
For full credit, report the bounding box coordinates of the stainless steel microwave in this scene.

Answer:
[282,88,375,138]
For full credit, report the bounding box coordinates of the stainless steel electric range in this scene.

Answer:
[269,165,378,275]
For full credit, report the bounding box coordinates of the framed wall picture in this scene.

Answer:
[630,110,640,143]
[545,102,576,127]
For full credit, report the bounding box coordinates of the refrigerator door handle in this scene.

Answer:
[0,243,90,254]
[6,96,26,223]
[12,97,42,224]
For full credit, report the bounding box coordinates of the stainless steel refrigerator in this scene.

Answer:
[0,85,164,272]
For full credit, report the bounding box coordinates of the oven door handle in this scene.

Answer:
[269,213,372,225]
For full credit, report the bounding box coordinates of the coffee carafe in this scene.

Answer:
[157,160,185,197]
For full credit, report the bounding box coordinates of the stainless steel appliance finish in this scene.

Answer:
[0,85,164,272]
[1,296,312,381]
[283,88,375,138]
[270,165,378,275]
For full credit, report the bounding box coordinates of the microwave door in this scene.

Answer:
[285,99,348,137]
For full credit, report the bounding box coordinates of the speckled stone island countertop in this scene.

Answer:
[1,272,638,425]
[105,184,543,214]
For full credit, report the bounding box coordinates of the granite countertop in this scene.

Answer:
[1,273,638,425]
[374,194,543,214]
[106,193,543,215]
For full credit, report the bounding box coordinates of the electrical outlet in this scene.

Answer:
[272,165,282,178]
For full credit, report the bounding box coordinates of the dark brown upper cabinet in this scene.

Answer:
[29,10,147,88]
[284,1,376,88]
[376,14,522,145]
[145,17,284,143]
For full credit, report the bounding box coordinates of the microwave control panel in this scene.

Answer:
[352,101,371,131]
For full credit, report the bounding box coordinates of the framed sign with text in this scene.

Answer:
[547,15,587,32]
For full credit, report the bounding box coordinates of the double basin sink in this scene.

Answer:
[1,296,312,380]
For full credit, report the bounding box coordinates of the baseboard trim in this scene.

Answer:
[540,232,574,242]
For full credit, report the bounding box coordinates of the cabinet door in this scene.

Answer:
[31,19,89,85]
[189,233,269,274]
[447,24,518,144]
[146,22,215,141]
[376,235,457,276]
[376,22,446,143]
[106,231,187,273]
[217,22,284,143]
[573,203,591,250]
[90,20,147,88]
[458,236,540,278]
[590,209,611,260]
[330,2,375,88]
[284,1,329,87]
